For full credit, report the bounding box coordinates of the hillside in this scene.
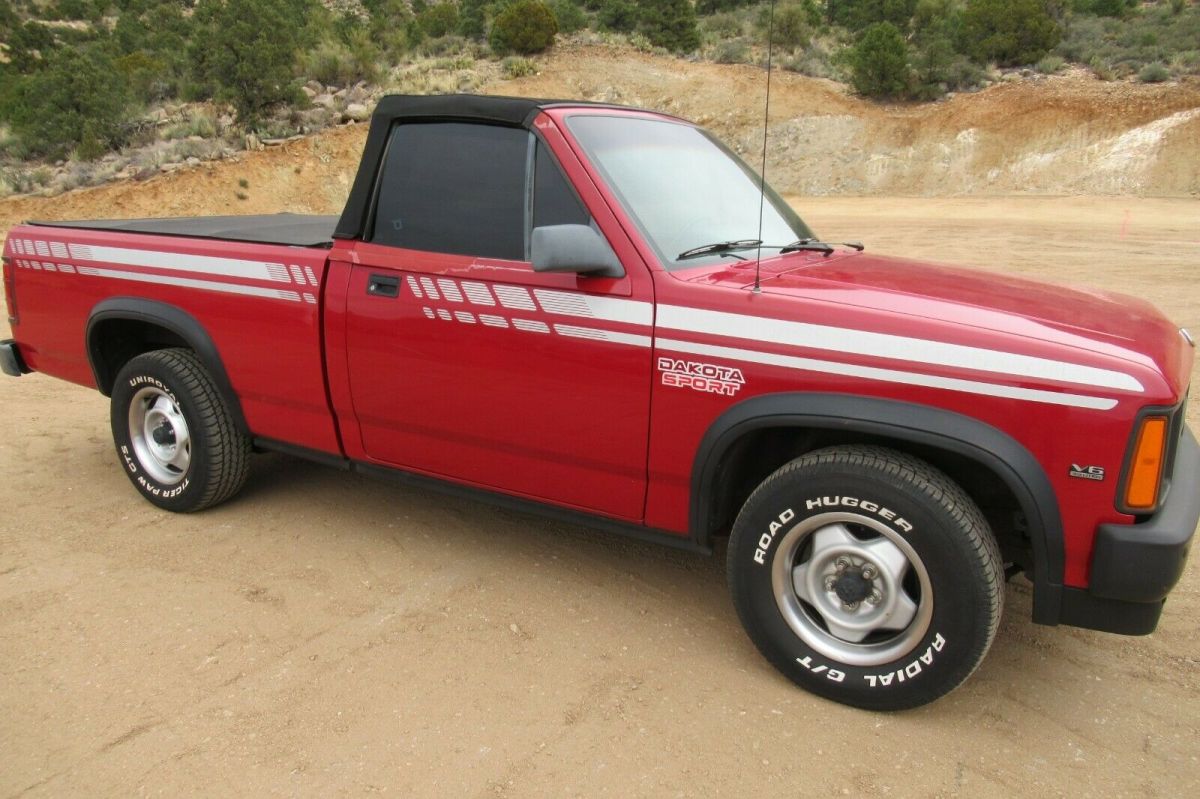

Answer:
[2,43,1198,233]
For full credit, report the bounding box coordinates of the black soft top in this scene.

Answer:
[334,93,678,241]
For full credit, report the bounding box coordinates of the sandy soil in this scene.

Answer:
[2,195,1198,797]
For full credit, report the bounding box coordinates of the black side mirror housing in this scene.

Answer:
[531,225,625,279]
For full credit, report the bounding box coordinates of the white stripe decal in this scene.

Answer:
[657,305,1142,393]
[512,319,550,334]
[479,314,509,328]
[655,338,1118,410]
[494,285,536,311]
[462,281,496,306]
[75,266,302,302]
[555,325,652,348]
[437,278,464,303]
[71,244,295,284]
[535,289,653,326]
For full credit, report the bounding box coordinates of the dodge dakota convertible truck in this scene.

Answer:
[2,94,1197,710]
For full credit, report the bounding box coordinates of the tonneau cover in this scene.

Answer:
[31,213,339,248]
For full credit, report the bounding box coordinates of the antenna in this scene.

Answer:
[753,0,778,294]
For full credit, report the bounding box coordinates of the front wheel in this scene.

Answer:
[110,348,250,512]
[728,445,1003,710]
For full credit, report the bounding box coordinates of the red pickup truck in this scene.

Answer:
[2,95,1196,710]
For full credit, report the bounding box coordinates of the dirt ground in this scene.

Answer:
[1,195,1197,797]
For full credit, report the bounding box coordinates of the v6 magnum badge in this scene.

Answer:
[1069,464,1106,481]
[657,357,745,396]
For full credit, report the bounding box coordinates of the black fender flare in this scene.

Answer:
[85,297,250,434]
[690,393,1064,625]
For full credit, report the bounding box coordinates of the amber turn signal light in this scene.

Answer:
[1124,416,1168,510]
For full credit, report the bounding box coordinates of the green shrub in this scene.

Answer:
[1137,62,1170,82]
[190,0,317,127]
[1036,54,1065,73]
[491,0,559,54]
[3,45,135,160]
[551,1,589,33]
[960,0,1061,67]
[701,11,744,39]
[1054,3,1200,80]
[781,44,842,79]
[304,32,382,87]
[163,111,219,141]
[834,0,919,32]
[419,2,460,38]
[597,0,638,33]
[640,0,700,53]
[762,2,814,49]
[502,55,539,78]
[1073,0,1129,17]
[457,0,488,40]
[713,38,751,63]
[696,0,756,12]
[849,21,910,98]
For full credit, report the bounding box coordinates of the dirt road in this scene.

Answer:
[2,197,1198,797]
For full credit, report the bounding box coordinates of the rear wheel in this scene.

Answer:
[110,348,250,512]
[727,445,1003,710]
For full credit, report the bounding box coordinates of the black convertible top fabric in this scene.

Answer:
[32,213,340,248]
[333,93,674,241]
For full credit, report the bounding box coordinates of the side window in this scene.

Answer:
[533,141,591,229]
[372,122,529,261]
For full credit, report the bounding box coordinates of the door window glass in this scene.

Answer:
[372,122,529,260]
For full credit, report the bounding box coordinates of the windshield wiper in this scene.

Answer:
[779,239,865,257]
[677,239,762,261]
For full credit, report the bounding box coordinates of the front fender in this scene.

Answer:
[690,393,1065,625]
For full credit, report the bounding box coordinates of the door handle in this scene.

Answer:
[367,274,400,298]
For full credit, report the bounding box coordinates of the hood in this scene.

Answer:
[685,251,1191,393]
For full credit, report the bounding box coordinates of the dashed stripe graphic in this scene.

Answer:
[479,314,509,328]
[462,281,496,306]
[657,305,1143,393]
[656,338,1118,410]
[65,243,298,284]
[438,278,464,303]
[494,285,536,311]
[74,266,303,303]
[8,238,325,304]
[555,325,652,348]
[512,319,550,334]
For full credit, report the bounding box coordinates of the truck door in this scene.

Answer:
[342,120,654,520]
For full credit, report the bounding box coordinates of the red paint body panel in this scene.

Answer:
[3,104,1193,603]
[3,227,340,454]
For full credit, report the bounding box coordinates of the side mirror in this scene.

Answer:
[531,224,624,279]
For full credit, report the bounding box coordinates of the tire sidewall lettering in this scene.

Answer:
[113,363,198,507]
[736,476,981,700]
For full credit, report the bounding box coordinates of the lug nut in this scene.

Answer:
[823,576,838,592]
[835,556,852,572]
[861,564,877,580]
[843,601,860,612]
[866,589,883,605]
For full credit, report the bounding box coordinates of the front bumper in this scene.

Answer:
[0,339,28,377]
[1059,428,1200,635]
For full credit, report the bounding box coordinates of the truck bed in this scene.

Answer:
[31,213,340,248]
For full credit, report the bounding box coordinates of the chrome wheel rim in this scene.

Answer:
[771,511,933,667]
[127,386,191,485]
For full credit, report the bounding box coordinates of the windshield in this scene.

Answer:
[565,114,813,271]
